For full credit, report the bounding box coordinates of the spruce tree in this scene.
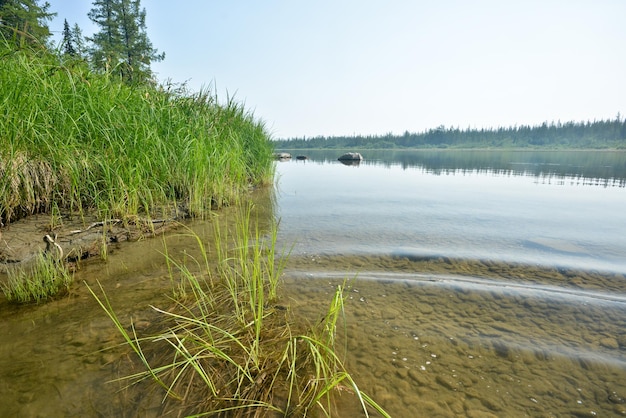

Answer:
[61,18,75,56]
[88,0,163,84]
[0,0,55,48]
[88,0,122,73]
[71,23,86,58]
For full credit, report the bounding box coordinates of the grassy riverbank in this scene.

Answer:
[0,43,275,225]
[0,42,391,416]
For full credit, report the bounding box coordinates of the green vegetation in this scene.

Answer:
[0,42,274,225]
[89,210,389,417]
[276,118,626,149]
[1,252,73,303]
[1,1,273,226]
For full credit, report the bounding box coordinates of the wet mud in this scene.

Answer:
[0,210,186,273]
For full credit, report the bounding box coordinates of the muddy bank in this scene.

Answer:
[0,209,188,274]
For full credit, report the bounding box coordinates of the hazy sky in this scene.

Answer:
[49,1,626,139]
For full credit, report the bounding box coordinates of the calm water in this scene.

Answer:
[275,150,626,273]
[274,149,626,417]
[1,150,625,417]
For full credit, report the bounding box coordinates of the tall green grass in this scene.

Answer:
[88,208,390,417]
[0,42,275,225]
[1,252,73,303]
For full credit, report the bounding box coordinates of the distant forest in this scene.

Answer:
[274,117,626,149]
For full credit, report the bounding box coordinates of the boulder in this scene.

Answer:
[274,152,292,160]
[337,152,363,161]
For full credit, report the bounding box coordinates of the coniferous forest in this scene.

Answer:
[0,0,164,85]
[275,117,626,149]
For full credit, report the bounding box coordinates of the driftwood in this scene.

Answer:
[43,233,64,260]
[68,218,169,235]
[68,219,122,235]
[63,217,180,262]
[0,213,186,273]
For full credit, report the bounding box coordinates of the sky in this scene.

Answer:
[48,1,626,139]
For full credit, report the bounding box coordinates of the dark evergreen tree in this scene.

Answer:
[88,0,163,83]
[0,0,55,47]
[60,18,75,55]
[88,0,122,72]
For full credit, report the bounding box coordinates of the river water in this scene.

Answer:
[276,150,626,272]
[274,149,626,417]
[1,150,625,417]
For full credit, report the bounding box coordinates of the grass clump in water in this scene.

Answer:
[88,208,390,417]
[2,252,73,304]
[0,40,275,226]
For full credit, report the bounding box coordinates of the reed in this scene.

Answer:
[0,41,275,226]
[1,252,73,303]
[88,208,390,417]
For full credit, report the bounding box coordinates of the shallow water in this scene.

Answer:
[281,271,626,417]
[1,150,625,417]
[275,150,626,416]
[0,206,271,417]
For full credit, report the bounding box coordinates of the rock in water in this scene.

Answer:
[338,152,363,161]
